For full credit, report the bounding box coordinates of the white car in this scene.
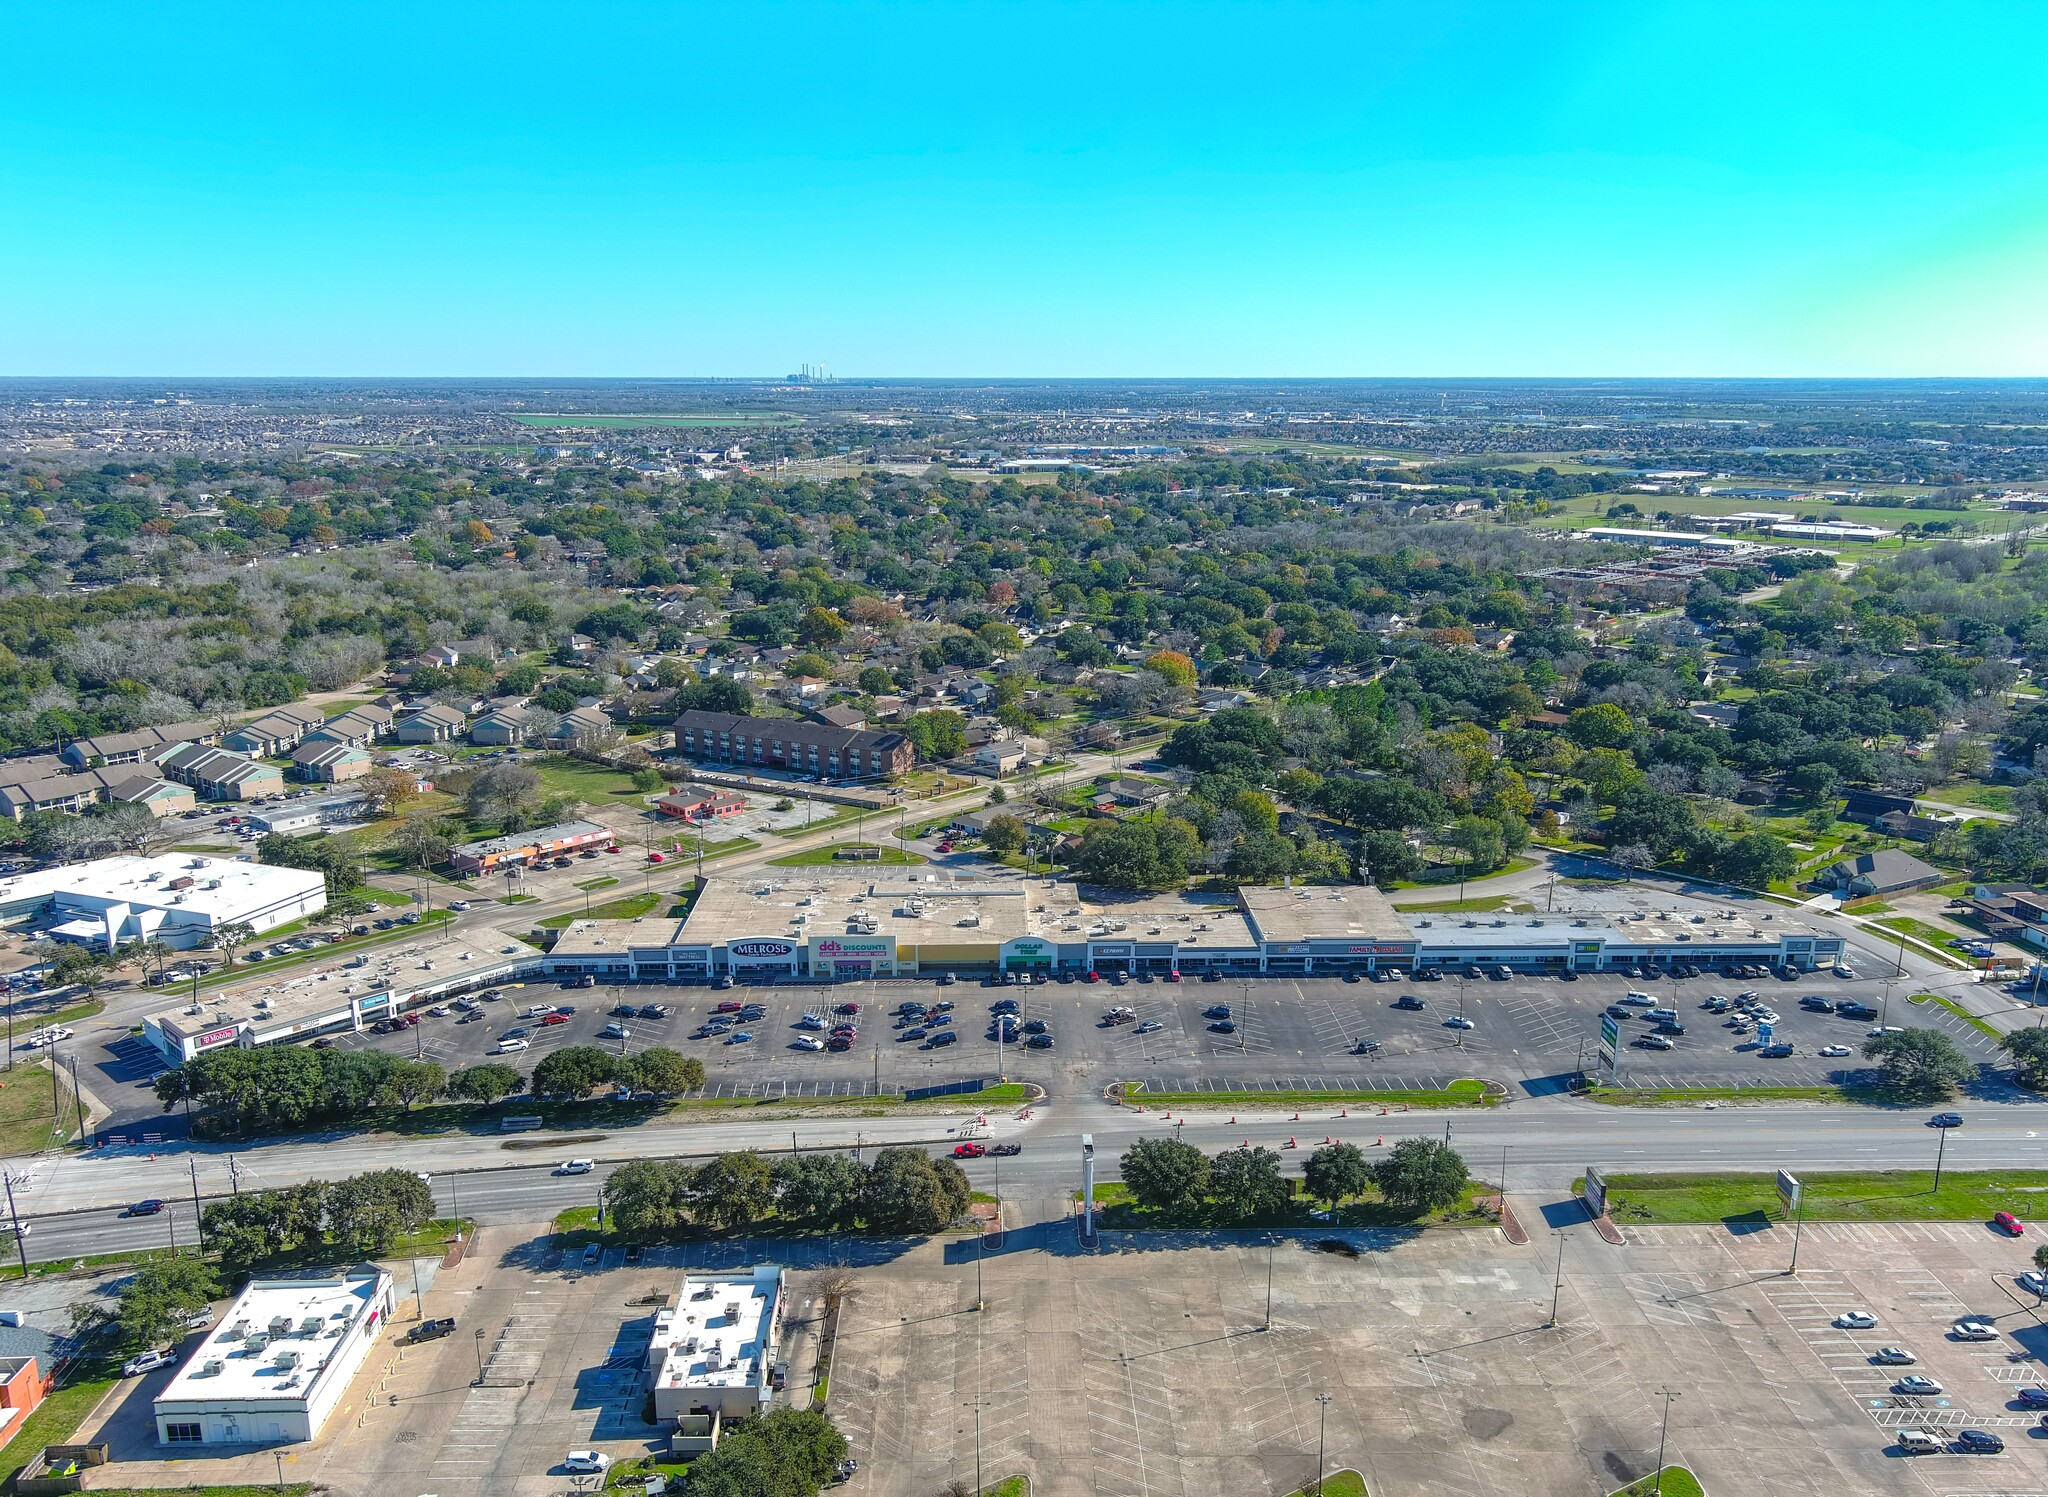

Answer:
[2019,1270,2048,1297]
[1872,1346,1916,1365]
[563,1451,611,1474]
[1833,1310,1879,1329]
[122,1349,176,1377]
[557,1159,594,1175]
[1444,1015,1474,1030]
[1818,1044,1851,1058]
[495,1037,530,1054]
[600,1023,630,1039]
[1833,965,1856,978]
[794,1036,826,1051]
[1953,1318,1999,1341]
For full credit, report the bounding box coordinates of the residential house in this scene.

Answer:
[469,704,532,747]
[1959,884,2048,949]
[974,741,1027,776]
[0,1351,52,1448]
[673,709,913,782]
[810,704,868,731]
[394,704,469,744]
[1816,849,1943,898]
[546,705,616,750]
[779,676,830,704]
[157,743,287,801]
[58,720,216,770]
[1686,701,1743,730]
[1842,788,1919,824]
[1103,778,1173,810]
[1874,808,1961,843]
[1199,688,1255,713]
[292,741,373,784]
[868,694,907,721]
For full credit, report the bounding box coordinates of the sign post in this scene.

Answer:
[1597,1015,1619,1084]
[1583,1166,1607,1221]
[1777,1170,1804,1274]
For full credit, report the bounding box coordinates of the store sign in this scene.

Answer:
[1093,943,1131,957]
[815,938,892,959]
[1341,943,1410,955]
[1267,943,1310,956]
[731,940,796,959]
[1574,942,1601,954]
[194,1025,239,1052]
[1008,941,1049,956]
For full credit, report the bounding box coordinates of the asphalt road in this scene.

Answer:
[11,1091,2048,1265]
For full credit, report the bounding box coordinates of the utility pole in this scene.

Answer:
[1934,1123,1950,1193]
[1652,1389,1679,1495]
[1548,1229,1567,1327]
[1312,1392,1333,1497]
[2,1174,26,1279]
[189,1158,205,1248]
[68,1054,85,1142]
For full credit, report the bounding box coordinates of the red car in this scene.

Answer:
[540,1013,568,1027]
[825,1036,853,1051]
[1083,970,1100,983]
[1997,1211,2026,1236]
[714,1001,744,1012]
[834,1002,861,1016]
[1165,970,1182,983]
[936,842,954,854]
[953,1142,987,1158]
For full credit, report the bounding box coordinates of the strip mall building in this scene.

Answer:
[542,875,1844,984]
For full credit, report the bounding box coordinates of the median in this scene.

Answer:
[1116,1079,1496,1110]
[1584,1169,2048,1225]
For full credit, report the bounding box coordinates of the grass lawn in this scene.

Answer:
[769,841,926,867]
[320,697,378,718]
[1121,1079,1492,1110]
[1287,1474,1368,1497]
[1909,991,2002,1039]
[1592,1169,2048,1225]
[359,885,419,907]
[574,875,620,891]
[1610,1471,1702,1497]
[1923,781,2014,813]
[1392,895,1534,915]
[667,833,761,861]
[979,1480,1031,1497]
[1585,1084,1853,1106]
[530,754,657,806]
[1387,853,1538,891]
[539,892,665,927]
[0,1061,80,1154]
[766,804,867,839]
[1873,915,1971,962]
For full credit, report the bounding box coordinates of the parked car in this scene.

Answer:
[1871,1347,1916,1365]
[795,1036,826,1050]
[1895,1430,1942,1455]
[122,1349,177,1377]
[563,1451,611,1474]
[1025,1034,1055,1049]
[1894,1375,1943,1395]
[1955,1428,2005,1453]
[1995,1211,2026,1235]
[1953,1318,1999,1340]
[1833,1310,1879,1329]
[406,1317,458,1343]
[495,1037,529,1053]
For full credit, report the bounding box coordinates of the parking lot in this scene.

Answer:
[309,964,2012,1104]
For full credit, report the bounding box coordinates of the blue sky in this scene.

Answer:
[5,2,2045,376]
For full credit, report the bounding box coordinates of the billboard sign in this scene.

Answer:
[1584,1167,1607,1218]
[1598,1014,1619,1075]
[1776,1170,1801,1217]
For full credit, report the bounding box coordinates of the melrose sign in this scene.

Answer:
[730,940,796,959]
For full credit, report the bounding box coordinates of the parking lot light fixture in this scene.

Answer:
[473,1327,485,1383]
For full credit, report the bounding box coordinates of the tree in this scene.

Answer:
[530,1045,617,1099]
[621,1048,703,1096]
[381,1059,445,1111]
[326,1168,434,1254]
[1863,1027,1975,1101]
[902,709,968,761]
[210,920,256,967]
[1708,830,1797,888]
[467,761,544,830]
[1118,1137,1210,1216]
[1784,762,1840,806]
[1207,1146,1290,1221]
[1566,703,1636,750]
[1303,1142,1373,1208]
[604,1159,692,1238]
[1372,1137,1470,1214]
[1144,649,1198,689]
[674,677,754,715]
[1225,831,1295,884]
[691,1151,776,1231]
[683,1407,848,1497]
[2002,1028,2048,1091]
[773,1153,864,1229]
[1357,829,1422,886]
[447,1063,523,1106]
[859,1147,971,1233]
[389,813,453,871]
[1448,815,1507,876]
[981,813,1027,854]
[1073,819,1198,890]
[797,606,847,649]
[116,1254,220,1351]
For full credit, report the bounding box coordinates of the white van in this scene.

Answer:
[1896,1430,1941,1455]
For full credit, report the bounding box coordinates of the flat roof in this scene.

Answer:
[676,874,1045,948]
[650,1267,780,1393]
[0,854,324,923]
[155,1270,388,1409]
[1239,885,1412,945]
[451,819,609,860]
[1046,887,1260,952]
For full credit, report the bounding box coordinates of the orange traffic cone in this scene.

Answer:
[1287,1136,1297,1149]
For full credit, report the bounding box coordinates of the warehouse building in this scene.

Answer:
[540,874,1843,983]
[151,1268,394,1447]
[0,853,326,952]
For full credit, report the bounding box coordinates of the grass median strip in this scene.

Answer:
[1590,1169,2048,1225]
[1120,1079,1492,1110]
[1583,1083,1856,1106]
[1286,1474,1368,1497]
[1610,1471,1702,1497]
[1908,991,2002,1039]
[538,891,665,926]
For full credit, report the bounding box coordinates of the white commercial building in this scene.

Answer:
[0,853,327,951]
[648,1265,785,1444]
[1583,527,1753,555]
[152,1268,394,1447]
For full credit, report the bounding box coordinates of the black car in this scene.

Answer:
[612,1003,638,1017]
[1955,1429,2005,1453]
[625,1244,643,1265]
[1655,1021,1686,1036]
[1025,1034,1055,1049]
[991,999,1020,1015]
[896,1002,927,1016]
[899,1028,928,1042]
[1342,972,1361,984]
[1605,1005,1632,1020]
[1203,1005,1231,1020]
[2014,1387,2048,1409]
[1202,970,1223,983]
[1394,994,1425,1011]
[405,1317,458,1343]
[121,1199,165,1217]
[1108,971,1127,985]
[924,1031,959,1048]
[1022,1018,1048,1034]
[638,1004,669,1019]
[987,1142,1021,1156]
[1209,1020,1237,1034]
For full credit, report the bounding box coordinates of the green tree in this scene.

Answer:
[691,1151,776,1231]
[1357,828,1422,886]
[683,1407,848,1497]
[447,1063,523,1106]
[530,1045,618,1099]
[1073,819,1198,890]
[1372,1138,1470,1215]
[210,920,257,967]
[380,1059,445,1111]
[1863,1027,1975,1101]
[620,1048,704,1096]
[1119,1137,1211,1216]
[2002,1028,2048,1091]
[981,813,1027,853]
[903,709,968,761]
[326,1168,434,1255]
[674,677,754,715]
[1784,762,1840,806]
[116,1254,220,1351]
[1710,831,1797,888]
[859,1147,971,1233]
[604,1159,692,1238]
[1565,703,1635,750]
[1302,1142,1373,1209]
[1448,815,1507,875]
[772,1153,864,1229]
[856,665,894,696]
[1207,1146,1290,1222]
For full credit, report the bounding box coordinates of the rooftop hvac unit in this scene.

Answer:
[1491,919,1507,928]
[247,1332,270,1352]
[1416,918,1433,927]
[273,1349,301,1369]
[725,1301,741,1319]
[200,1359,224,1377]
[228,1321,251,1339]
[300,1316,323,1334]
[268,1316,293,1335]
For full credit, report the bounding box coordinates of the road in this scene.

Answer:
[10,1089,2046,1265]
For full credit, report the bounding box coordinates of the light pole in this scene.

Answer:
[962,1395,987,1497]
[473,1327,486,1384]
[1313,1392,1333,1497]
[1264,1236,1276,1330]
[1934,1123,1951,1193]
[274,1450,286,1495]
[1652,1388,1679,1494]
[1548,1229,1567,1327]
